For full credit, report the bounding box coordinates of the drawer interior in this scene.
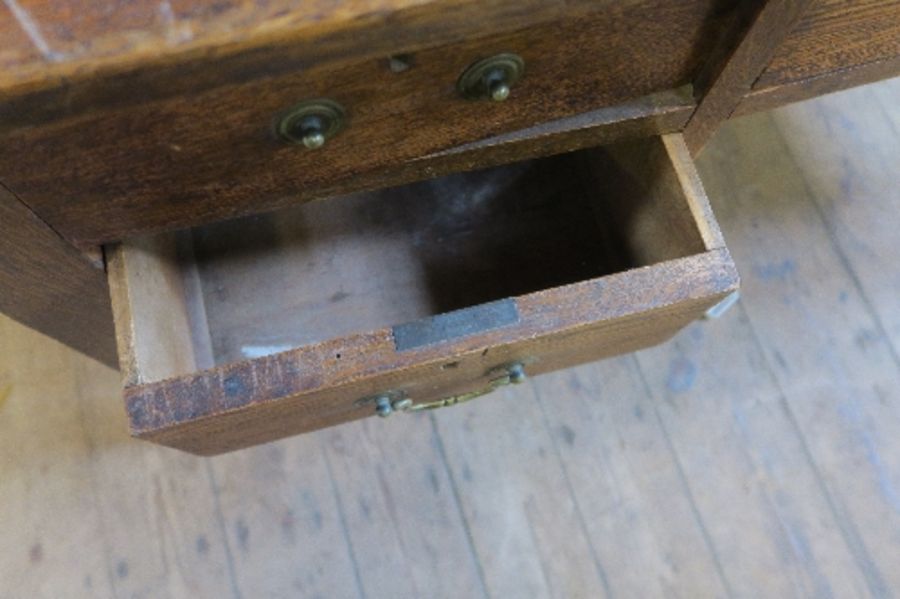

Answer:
[195,154,626,365]
[110,136,713,387]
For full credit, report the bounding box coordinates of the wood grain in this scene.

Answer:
[0,183,116,367]
[3,80,898,597]
[635,305,877,596]
[107,135,738,454]
[0,0,731,246]
[0,86,691,357]
[0,0,722,132]
[734,54,900,116]
[190,153,627,363]
[312,417,489,598]
[0,318,119,597]
[106,232,208,385]
[434,382,615,598]
[783,78,900,351]
[754,0,900,88]
[3,87,694,248]
[505,363,732,596]
[0,0,565,107]
[694,84,900,594]
[729,0,900,116]
[682,0,815,155]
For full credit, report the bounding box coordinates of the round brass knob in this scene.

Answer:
[277,99,346,148]
[457,53,525,102]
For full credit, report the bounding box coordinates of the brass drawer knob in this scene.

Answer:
[457,53,525,102]
[277,99,346,149]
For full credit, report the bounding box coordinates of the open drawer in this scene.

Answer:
[107,134,738,455]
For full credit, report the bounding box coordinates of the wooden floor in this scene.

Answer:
[2,78,899,599]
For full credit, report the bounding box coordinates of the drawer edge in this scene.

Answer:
[122,248,738,454]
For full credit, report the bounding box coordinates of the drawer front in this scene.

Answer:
[754,0,900,88]
[1,1,734,246]
[732,0,900,116]
[107,134,738,455]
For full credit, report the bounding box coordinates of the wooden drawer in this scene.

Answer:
[1,0,736,247]
[755,0,900,87]
[106,134,738,455]
[734,0,900,115]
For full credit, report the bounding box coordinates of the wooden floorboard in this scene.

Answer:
[1,78,899,598]
[696,88,900,596]
[530,362,731,597]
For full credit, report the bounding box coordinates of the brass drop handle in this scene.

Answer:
[373,363,526,417]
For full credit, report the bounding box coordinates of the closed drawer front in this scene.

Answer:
[2,0,735,246]
[107,134,738,455]
[733,0,900,116]
[755,0,900,88]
